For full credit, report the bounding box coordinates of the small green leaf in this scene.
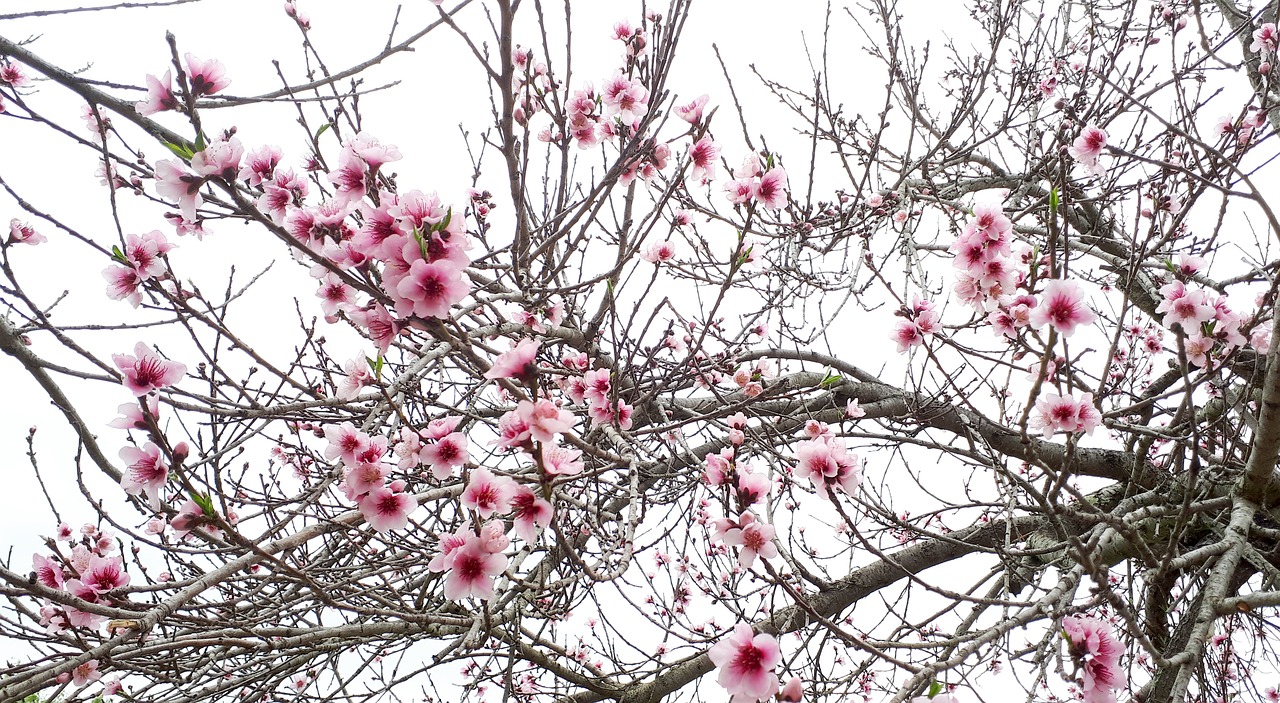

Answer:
[193,132,206,153]
[367,354,384,381]
[412,226,430,260]
[162,141,194,160]
[191,491,215,517]
[435,207,453,233]
[819,371,844,388]
[111,245,128,264]
[1048,187,1060,215]
[315,123,332,141]
[928,681,944,699]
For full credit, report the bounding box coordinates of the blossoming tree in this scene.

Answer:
[1,1,1279,702]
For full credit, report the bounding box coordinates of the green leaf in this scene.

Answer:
[928,681,944,699]
[111,245,129,264]
[193,132,206,153]
[1048,187,1059,215]
[315,123,331,142]
[191,491,215,517]
[366,354,384,381]
[435,207,453,233]
[162,140,194,160]
[412,226,430,260]
[819,371,844,388]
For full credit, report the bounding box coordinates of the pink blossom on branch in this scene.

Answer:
[485,338,541,384]
[461,468,517,518]
[136,70,180,115]
[1067,125,1108,175]
[753,167,788,209]
[183,54,230,97]
[1029,279,1096,337]
[8,219,46,245]
[708,623,782,703]
[439,531,508,601]
[1031,392,1101,439]
[358,482,417,533]
[674,93,709,124]
[1251,23,1278,56]
[112,342,186,396]
[1062,615,1125,703]
[721,512,777,569]
[119,442,169,507]
[510,485,553,542]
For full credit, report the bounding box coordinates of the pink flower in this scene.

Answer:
[119,442,168,506]
[421,431,469,479]
[32,553,65,589]
[136,70,180,115]
[892,320,927,352]
[722,512,777,569]
[349,304,399,355]
[1032,392,1101,439]
[725,177,755,204]
[324,422,371,466]
[517,399,576,443]
[1062,615,1125,703]
[112,342,186,396]
[674,93,709,124]
[540,444,584,477]
[461,468,517,518]
[123,230,174,281]
[343,461,388,497]
[8,219,46,245]
[736,469,770,506]
[359,483,416,532]
[1030,279,1096,337]
[239,144,282,186]
[71,659,102,687]
[327,150,370,207]
[423,415,462,439]
[1067,125,1108,174]
[0,62,30,87]
[81,555,130,593]
[493,409,533,449]
[641,240,677,264]
[190,137,244,181]
[1252,23,1278,56]
[510,485,553,541]
[1155,282,1214,331]
[966,203,1011,241]
[485,338,541,383]
[708,623,782,703]
[184,54,230,96]
[154,159,206,223]
[393,258,469,319]
[753,167,788,209]
[689,136,719,183]
[335,357,372,400]
[793,437,861,500]
[442,534,508,601]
